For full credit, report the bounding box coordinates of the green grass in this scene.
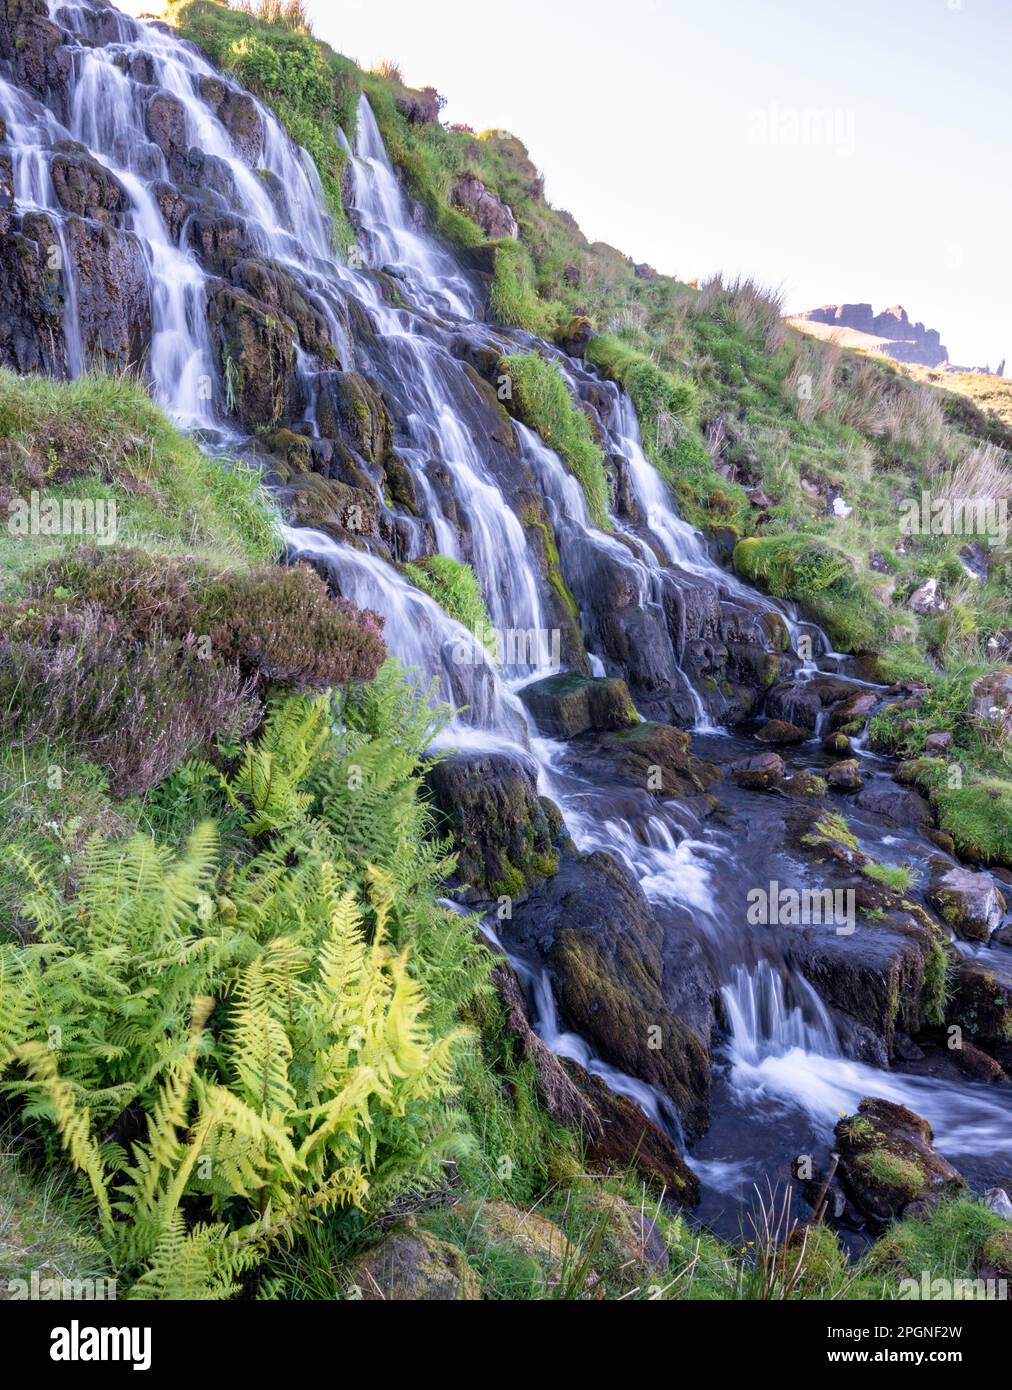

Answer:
[0,369,280,592]
[501,352,611,528]
[0,1129,111,1295]
[862,861,915,894]
[401,555,496,655]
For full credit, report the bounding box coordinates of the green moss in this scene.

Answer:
[520,504,580,625]
[923,939,952,1028]
[855,1150,927,1199]
[804,812,859,852]
[402,555,496,656]
[862,861,914,894]
[502,353,610,529]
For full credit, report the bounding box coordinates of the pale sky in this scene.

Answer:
[128,0,1011,368]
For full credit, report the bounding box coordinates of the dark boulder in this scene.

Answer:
[507,848,712,1140]
[146,90,188,162]
[756,719,807,745]
[826,758,862,791]
[563,1061,700,1203]
[423,749,561,899]
[519,673,637,739]
[835,1098,965,1225]
[198,76,263,165]
[732,750,785,791]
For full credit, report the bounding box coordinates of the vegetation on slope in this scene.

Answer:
[169,0,1012,880]
[1,0,1008,1302]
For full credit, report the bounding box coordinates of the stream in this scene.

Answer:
[3,0,1011,1246]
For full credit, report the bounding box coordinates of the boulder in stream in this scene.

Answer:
[929,864,1006,942]
[835,1098,965,1224]
[519,672,637,739]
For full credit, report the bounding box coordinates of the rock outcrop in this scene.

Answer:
[834,1098,965,1224]
[795,303,949,368]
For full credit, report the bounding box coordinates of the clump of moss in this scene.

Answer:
[501,353,610,529]
[403,555,496,657]
[855,1150,927,1200]
[862,861,914,894]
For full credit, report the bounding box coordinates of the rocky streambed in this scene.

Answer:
[2,0,1011,1255]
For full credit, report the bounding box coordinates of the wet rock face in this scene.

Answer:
[790,911,936,1056]
[834,1098,965,1225]
[145,90,188,163]
[519,673,637,739]
[0,210,66,375]
[507,847,713,1141]
[66,217,152,368]
[0,0,72,122]
[198,76,263,165]
[929,865,1006,942]
[51,148,129,223]
[208,284,296,430]
[563,1062,700,1204]
[423,749,561,900]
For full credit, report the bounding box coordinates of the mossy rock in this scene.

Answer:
[603,721,719,797]
[345,1221,482,1300]
[207,283,296,431]
[732,750,785,792]
[520,673,637,739]
[835,1098,965,1225]
[980,1229,1012,1281]
[947,957,1012,1044]
[448,1199,579,1291]
[316,370,393,465]
[756,719,806,746]
[424,749,560,900]
[570,1191,669,1284]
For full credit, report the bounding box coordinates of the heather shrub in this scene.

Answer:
[29,550,387,695]
[0,607,259,796]
[199,562,386,690]
[27,546,200,641]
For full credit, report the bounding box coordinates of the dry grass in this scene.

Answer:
[236,0,311,33]
[373,58,404,84]
[693,273,786,353]
[940,440,1012,507]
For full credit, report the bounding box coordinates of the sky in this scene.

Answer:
[126,0,1011,368]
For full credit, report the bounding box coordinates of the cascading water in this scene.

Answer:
[4,0,1011,1235]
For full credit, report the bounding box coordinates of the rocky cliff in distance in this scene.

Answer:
[793,302,949,367]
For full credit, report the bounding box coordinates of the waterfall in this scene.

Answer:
[5,0,1011,1214]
